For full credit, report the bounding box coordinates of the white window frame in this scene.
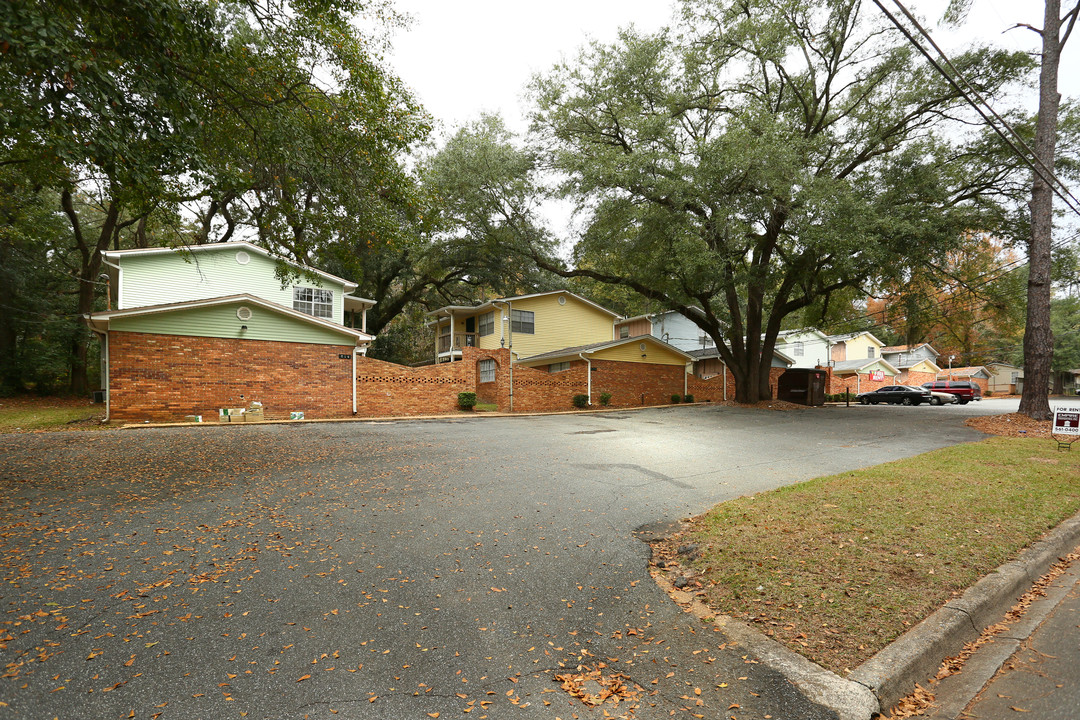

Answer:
[293,287,334,319]
[619,325,629,339]
[867,346,876,359]
[478,358,496,383]
[793,341,804,357]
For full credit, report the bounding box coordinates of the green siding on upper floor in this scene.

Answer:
[117,248,347,324]
[109,301,358,346]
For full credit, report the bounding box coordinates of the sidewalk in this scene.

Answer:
[924,548,1080,720]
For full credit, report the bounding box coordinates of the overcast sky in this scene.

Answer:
[386,0,1077,136]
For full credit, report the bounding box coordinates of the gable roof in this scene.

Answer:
[517,335,692,365]
[84,293,375,345]
[942,366,991,379]
[827,330,885,347]
[776,328,831,342]
[831,358,900,375]
[881,342,939,355]
[687,346,796,365]
[102,241,358,293]
[427,290,621,321]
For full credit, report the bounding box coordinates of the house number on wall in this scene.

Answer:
[338,354,352,360]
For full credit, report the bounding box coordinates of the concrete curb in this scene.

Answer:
[847,510,1080,715]
[116,401,710,430]
[652,510,1080,720]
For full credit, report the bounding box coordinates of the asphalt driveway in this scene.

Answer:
[0,400,1015,719]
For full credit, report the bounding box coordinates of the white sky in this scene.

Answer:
[386,0,1078,136]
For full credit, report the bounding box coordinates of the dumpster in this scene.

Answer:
[777,368,828,406]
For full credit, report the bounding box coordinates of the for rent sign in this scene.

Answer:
[1053,406,1080,436]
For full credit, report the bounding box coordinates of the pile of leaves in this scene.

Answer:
[555,665,643,714]
[966,413,1053,438]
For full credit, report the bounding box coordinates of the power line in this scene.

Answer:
[871,0,1080,219]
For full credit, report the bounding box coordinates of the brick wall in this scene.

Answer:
[108,331,354,422]
[829,373,896,395]
[590,360,687,408]
[355,354,473,416]
[687,366,785,401]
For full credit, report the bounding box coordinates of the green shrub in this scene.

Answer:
[457,392,477,410]
[670,394,681,403]
[599,391,612,406]
[683,394,694,403]
[572,394,589,408]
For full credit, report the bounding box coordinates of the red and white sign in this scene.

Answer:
[1054,407,1080,436]
[870,370,884,382]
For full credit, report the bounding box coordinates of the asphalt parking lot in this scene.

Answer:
[0,400,1017,719]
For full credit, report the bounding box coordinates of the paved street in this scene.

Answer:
[0,400,1015,719]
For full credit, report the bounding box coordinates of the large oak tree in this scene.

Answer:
[528,0,1031,402]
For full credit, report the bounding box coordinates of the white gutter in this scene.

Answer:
[723,363,728,402]
[352,347,357,415]
[509,351,518,412]
[493,300,513,411]
[684,362,689,397]
[579,352,592,405]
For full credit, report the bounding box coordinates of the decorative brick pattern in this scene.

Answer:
[108,331,354,422]
[687,366,785,401]
[354,354,472,416]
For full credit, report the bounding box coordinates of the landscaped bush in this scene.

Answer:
[670,394,681,403]
[683,394,694,403]
[572,394,589,408]
[599,391,612,406]
[457,392,477,410]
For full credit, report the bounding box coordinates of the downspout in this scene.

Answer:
[723,363,728,402]
[101,330,110,422]
[449,312,456,362]
[352,346,357,415]
[578,352,592,405]
[493,300,513,411]
[684,362,689,397]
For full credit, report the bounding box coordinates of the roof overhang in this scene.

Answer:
[102,241,359,294]
[84,293,375,346]
[427,290,622,322]
[516,335,694,367]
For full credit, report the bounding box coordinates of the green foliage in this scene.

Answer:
[528,0,1032,402]
[457,392,477,410]
[1052,297,1080,374]
[683,394,694,404]
[571,394,589,408]
[670,394,681,404]
[599,391,612,406]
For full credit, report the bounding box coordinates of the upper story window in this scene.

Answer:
[792,341,804,357]
[478,311,495,337]
[511,309,534,334]
[867,346,876,359]
[293,287,333,319]
[619,325,629,339]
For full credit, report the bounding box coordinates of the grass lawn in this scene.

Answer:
[0,396,106,432]
[655,436,1080,675]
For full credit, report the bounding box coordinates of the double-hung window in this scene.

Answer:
[549,361,570,373]
[511,309,534,334]
[293,287,334,319]
[478,358,496,383]
[478,311,495,337]
[792,341,804,357]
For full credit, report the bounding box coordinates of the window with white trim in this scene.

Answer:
[478,311,494,337]
[511,309,534,334]
[793,341,804,357]
[619,325,629,339]
[478,358,496,383]
[293,287,333,319]
[549,361,570,373]
[867,346,876,359]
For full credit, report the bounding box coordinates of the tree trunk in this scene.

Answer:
[63,190,119,396]
[1019,0,1063,421]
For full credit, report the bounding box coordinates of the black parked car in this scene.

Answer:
[857,385,933,406]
